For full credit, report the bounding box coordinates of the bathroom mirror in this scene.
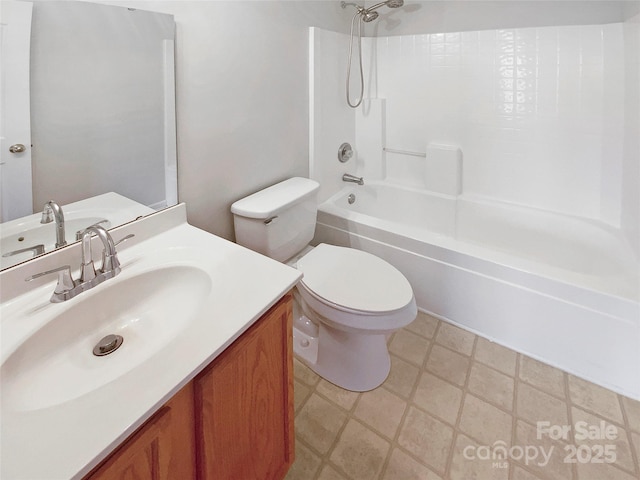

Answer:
[0,1,177,270]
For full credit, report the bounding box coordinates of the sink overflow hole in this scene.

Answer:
[93,334,124,356]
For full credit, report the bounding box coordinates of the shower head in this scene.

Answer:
[342,0,405,20]
[361,10,379,22]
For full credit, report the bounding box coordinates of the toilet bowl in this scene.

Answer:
[231,177,417,391]
[292,243,416,391]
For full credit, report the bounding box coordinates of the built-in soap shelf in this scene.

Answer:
[383,143,463,196]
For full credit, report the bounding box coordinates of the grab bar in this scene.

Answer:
[383,147,426,158]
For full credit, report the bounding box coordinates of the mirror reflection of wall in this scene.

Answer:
[30,0,177,211]
[0,1,176,271]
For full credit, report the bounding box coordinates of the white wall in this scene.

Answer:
[309,27,358,203]
[363,1,632,36]
[622,13,640,258]
[101,0,351,240]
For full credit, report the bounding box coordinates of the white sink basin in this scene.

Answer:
[0,204,302,480]
[1,265,211,412]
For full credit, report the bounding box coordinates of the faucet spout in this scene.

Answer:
[342,173,364,185]
[41,200,67,248]
[82,225,120,277]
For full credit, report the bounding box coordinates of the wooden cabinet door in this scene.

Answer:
[195,295,294,480]
[86,382,195,480]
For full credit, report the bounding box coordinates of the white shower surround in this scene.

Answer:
[366,23,627,222]
[309,18,640,399]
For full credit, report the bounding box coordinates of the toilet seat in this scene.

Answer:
[296,244,416,332]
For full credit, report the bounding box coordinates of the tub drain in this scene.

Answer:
[93,334,124,356]
[348,194,356,204]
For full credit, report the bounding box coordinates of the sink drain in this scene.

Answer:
[93,334,124,356]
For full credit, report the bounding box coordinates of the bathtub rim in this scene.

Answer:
[317,200,639,322]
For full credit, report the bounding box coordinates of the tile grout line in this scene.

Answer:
[309,324,430,480]
[408,351,515,431]
[561,377,632,431]
[563,370,578,480]
[292,361,350,480]
[443,333,478,479]
[510,353,567,480]
[376,323,426,479]
[382,317,437,477]
[425,318,454,479]
[387,319,444,477]
[618,393,640,478]
[315,384,360,480]
[293,379,315,416]
[377,319,441,479]
[509,352,521,480]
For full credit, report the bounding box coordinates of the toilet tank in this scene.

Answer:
[231,177,320,262]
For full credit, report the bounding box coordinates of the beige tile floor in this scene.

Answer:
[286,311,640,480]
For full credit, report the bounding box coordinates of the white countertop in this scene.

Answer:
[0,204,302,479]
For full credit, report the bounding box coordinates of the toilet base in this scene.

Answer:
[292,321,391,392]
[293,324,319,366]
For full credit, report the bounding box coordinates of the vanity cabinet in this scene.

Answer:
[85,294,294,480]
[195,293,295,479]
[87,382,195,480]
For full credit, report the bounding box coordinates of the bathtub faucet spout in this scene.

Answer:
[343,173,364,185]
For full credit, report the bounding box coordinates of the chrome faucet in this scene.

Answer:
[25,226,134,303]
[342,173,364,185]
[41,200,67,248]
[80,225,128,282]
[75,219,109,241]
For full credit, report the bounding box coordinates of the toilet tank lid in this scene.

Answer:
[231,177,320,219]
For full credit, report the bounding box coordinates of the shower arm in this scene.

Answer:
[341,2,366,14]
[365,1,390,12]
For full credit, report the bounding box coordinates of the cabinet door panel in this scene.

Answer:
[86,382,195,480]
[195,295,294,480]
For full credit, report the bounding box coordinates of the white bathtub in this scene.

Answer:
[314,182,640,399]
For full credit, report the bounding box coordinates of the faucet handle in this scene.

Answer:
[40,210,53,224]
[102,234,134,274]
[3,244,45,258]
[40,204,54,224]
[25,265,76,295]
[114,234,134,247]
[75,220,110,241]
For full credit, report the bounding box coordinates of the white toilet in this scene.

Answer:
[231,177,417,391]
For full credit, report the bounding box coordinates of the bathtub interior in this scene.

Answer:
[320,183,639,303]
